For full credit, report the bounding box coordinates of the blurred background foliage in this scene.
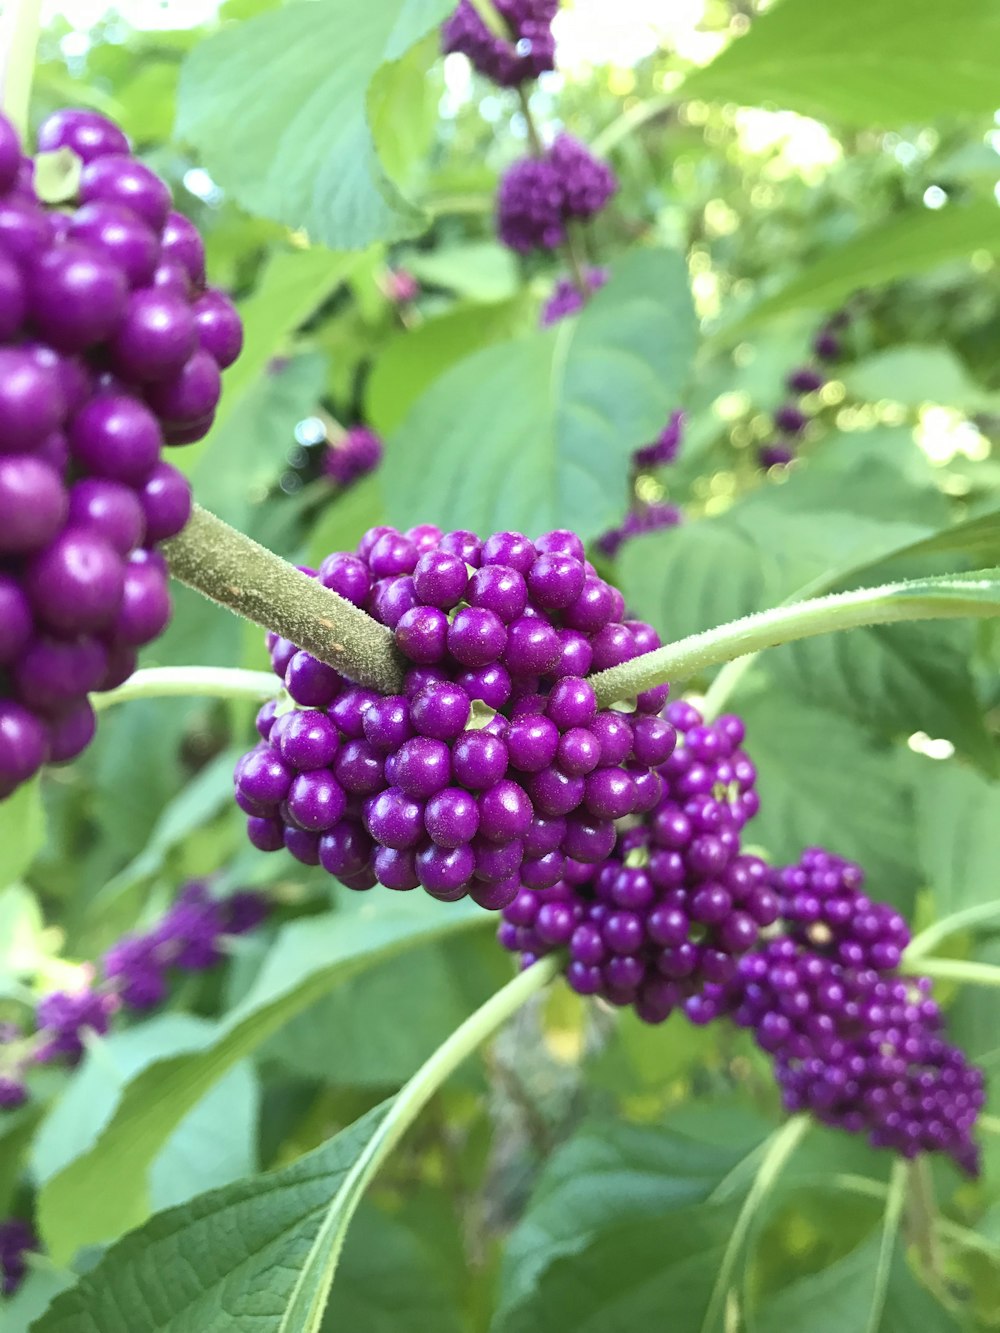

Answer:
[4,0,1000,1328]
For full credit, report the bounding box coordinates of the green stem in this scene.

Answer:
[164,504,405,694]
[905,901,1000,962]
[516,86,594,304]
[0,0,43,139]
[700,1115,809,1333]
[466,0,508,39]
[588,571,1000,708]
[591,94,674,158]
[867,1162,908,1333]
[278,955,561,1332]
[91,666,280,713]
[906,1157,945,1297]
[911,957,1000,989]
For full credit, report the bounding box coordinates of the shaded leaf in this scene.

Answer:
[385,250,697,540]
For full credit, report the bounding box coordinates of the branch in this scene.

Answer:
[92,666,280,712]
[588,571,1000,708]
[163,504,406,694]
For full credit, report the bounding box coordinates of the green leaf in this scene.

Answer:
[264,931,504,1087]
[365,297,533,437]
[91,748,244,913]
[841,346,999,412]
[178,246,363,476]
[191,353,328,532]
[306,473,387,570]
[0,778,44,888]
[752,1234,959,1333]
[718,203,1000,338]
[913,759,1000,916]
[385,249,697,540]
[681,0,1000,126]
[36,898,486,1263]
[738,694,918,905]
[321,1204,465,1333]
[495,1111,769,1323]
[401,242,521,302]
[494,1205,735,1333]
[176,1,454,249]
[31,1103,392,1333]
[32,1017,259,1218]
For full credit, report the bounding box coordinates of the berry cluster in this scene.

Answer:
[0,1218,37,1296]
[442,0,559,87]
[0,108,243,799]
[0,881,266,1106]
[539,266,608,326]
[102,880,267,1010]
[322,426,384,488]
[236,524,676,906]
[757,311,849,468]
[497,135,617,254]
[498,701,773,1021]
[596,501,682,559]
[686,849,983,1172]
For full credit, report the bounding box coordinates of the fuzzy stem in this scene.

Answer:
[92,666,280,713]
[0,0,43,139]
[163,504,406,694]
[588,572,1000,708]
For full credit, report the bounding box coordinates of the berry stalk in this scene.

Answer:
[588,573,1000,708]
[163,504,406,694]
[92,665,280,712]
[516,84,594,303]
[0,0,43,138]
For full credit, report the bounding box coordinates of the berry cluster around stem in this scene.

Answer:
[757,309,850,469]
[0,109,243,800]
[497,714,985,1175]
[322,425,384,488]
[0,881,267,1110]
[442,0,559,88]
[236,524,676,906]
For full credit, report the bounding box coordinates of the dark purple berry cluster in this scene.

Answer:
[722,941,984,1174]
[0,1218,37,1296]
[685,848,985,1173]
[102,880,267,1009]
[0,108,243,798]
[442,0,559,87]
[322,426,383,488]
[236,524,675,907]
[498,702,774,1021]
[0,882,266,1107]
[497,135,617,253]
[596,501,682,559]
[539,266,608,326]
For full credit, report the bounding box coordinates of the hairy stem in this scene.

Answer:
[588,572,1000,708]
[92,666,280,712]
[163,505,406,694]
[0,0,43,138]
